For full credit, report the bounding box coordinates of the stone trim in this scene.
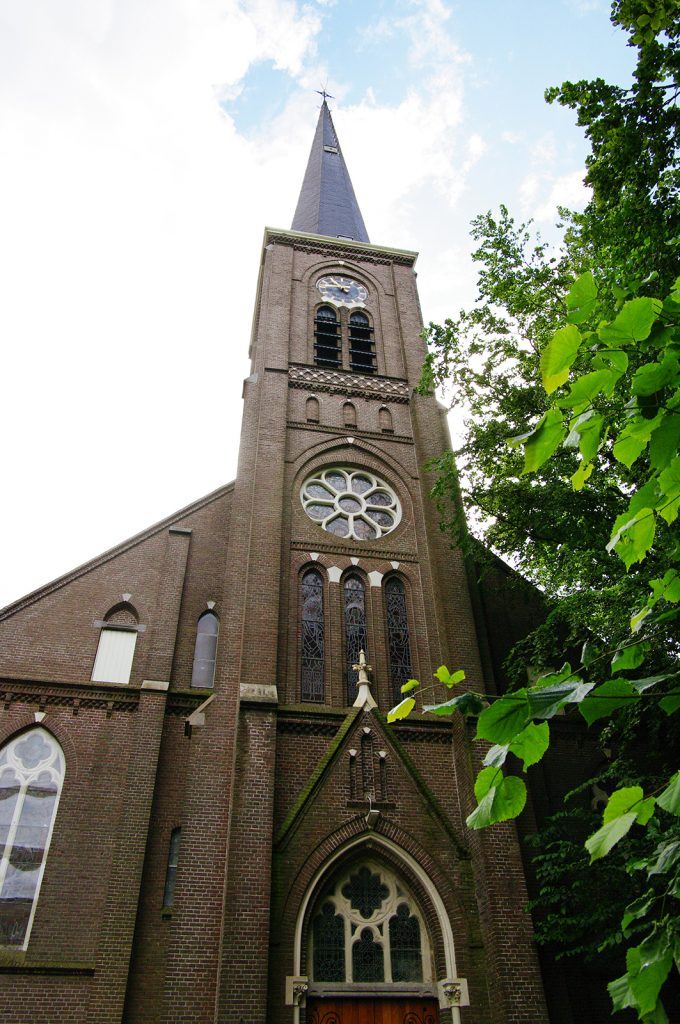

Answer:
[0,678,140,713]
[290,540,417,562]
[287,421,414,445]
[264,227,418,267]
[288,365,410,404]
[141,680,170,692]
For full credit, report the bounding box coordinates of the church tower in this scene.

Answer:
[0,100,551,1024]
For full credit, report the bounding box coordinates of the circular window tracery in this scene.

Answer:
[301,468,401,541]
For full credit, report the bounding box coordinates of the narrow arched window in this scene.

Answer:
[344,575,368,703]
[343,402,357,428]
[306,396,320,423]
[163,827,181,909]
[191,611,219,688]
[92,603,139,685]
[0,728,65,948]
[385,577,413,701]
[379,406,393,432]
[301,570,325,702]
[314,306,340,368]
[348,311,375,374]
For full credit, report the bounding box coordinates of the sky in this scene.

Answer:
[0,0,636,609]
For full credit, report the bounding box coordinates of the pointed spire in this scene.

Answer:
[291,100,370,243]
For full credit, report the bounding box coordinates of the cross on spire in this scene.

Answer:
[315,87,334,104]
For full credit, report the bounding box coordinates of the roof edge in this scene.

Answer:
[264,226,419,266]
[0,481,236,621]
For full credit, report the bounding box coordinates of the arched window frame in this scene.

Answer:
[313,305,341,369]
[191,610,220,689]
[342,571,370,704]
[299,567,326,704]
[342,401,357,428]
[306,395,320,423]
[378,405,394,433]
[348,309,376,375]
[0,728,65,949]
[91,602,141,685]
[307,857,432,986]
[383,574,415,702]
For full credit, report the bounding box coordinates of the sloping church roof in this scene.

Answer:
[291,99,370,243]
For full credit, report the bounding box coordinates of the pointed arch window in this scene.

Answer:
[385,577,413,701]
[309,859,429,985]
[348,311,376,374]
[344,575,368,703]
[0,728,65,948]
[191,611,219,689]
[300,570,325,703]
[314,306,341,369]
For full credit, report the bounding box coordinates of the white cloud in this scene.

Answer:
[533,169,590,220]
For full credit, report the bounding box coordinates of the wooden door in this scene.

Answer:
[307,998,440,1024]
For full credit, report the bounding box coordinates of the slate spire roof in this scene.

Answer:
[291,100,370,243]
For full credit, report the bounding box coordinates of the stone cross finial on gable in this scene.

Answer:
[352,649,377,710]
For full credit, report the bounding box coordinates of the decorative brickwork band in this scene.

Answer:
[288,365,410,404]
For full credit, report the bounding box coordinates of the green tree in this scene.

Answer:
[390,3,680,1019]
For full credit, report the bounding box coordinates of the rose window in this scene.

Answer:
[301,468,401,541]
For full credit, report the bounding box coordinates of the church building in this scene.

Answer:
[0,100,558,1023]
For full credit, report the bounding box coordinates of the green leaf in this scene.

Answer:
[565,410,604,462]
[387,697,416,722]
[559,370,617,408]
[579,678,636,726]
[400,679,420,694]
[508,721,550,769]
[571,460,593,490]
[585,812,637,862]
[516,409,566,474]
[466,769,527,829]
[482,743,509,768]
[656,772,680,815]
[627,935,673,1016]
[541,324,582,393]
[447,669,466,687]
[527,679,594,719]
[630,674,671,693]
[604,786,645,824]
[650,413,680,471]
[658,457,680,525]
[632,356,679,397]
[434,665,451,684]
[621,892,656,934]
[599,297,663,346]
[646,840,680,876]
[608,973,636,1013]
[423,691,485,717]
[476,690,529,744]
[613,413,663,468]
[607,508,656,569]
[660,689,680,715]
[612,642,649,672]
[566,270,598,325]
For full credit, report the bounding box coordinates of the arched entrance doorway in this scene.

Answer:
[305,856,440,1023]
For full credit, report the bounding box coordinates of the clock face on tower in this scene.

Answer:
[316,275,368,308]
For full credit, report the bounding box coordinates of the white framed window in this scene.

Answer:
[301,468,402,542]
[91,627,137,684]
[0,728,65,948]
[309,859,431,985]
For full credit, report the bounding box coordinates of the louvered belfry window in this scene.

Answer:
[314,306,341,368]
[385,577,413,701]
[301,570,325,702]
[348,311,376,373]
[343,575,367,704]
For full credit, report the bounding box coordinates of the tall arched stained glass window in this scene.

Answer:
[0,728,65,948]
[301,570,325,703]
[191,611,219,689]
[344,575,368,704]
[385,577,413,701]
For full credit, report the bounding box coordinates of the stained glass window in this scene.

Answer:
[385,577,413,701]
[344,576,367,703]
[0,729,64,948]
[308,859,429,986]
[163,827,181,909]
[312,901,345,981]
[191,611,219,688]
[300,468,401,542]
[301,570,325,703]
[389,903,423,981]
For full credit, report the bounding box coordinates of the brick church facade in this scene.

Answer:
[0,102,576,1023]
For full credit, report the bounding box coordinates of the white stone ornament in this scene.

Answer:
[301,467,401,542]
